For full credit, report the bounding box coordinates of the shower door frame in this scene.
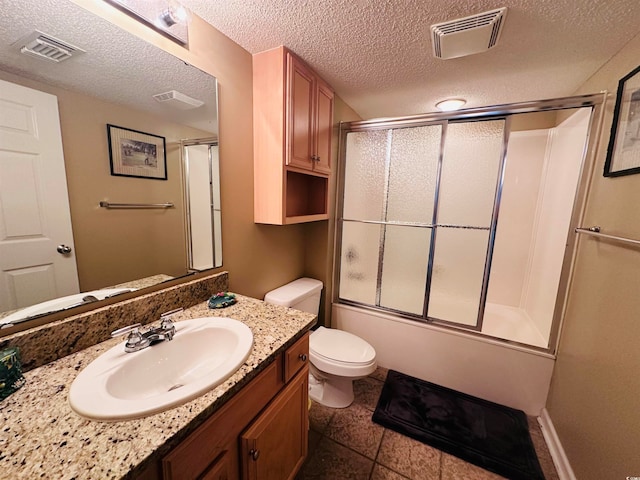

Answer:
[333,93,606,354]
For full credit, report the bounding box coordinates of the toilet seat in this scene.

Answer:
[310,327,376,377]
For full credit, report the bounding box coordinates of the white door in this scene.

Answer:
[0,79,79,311]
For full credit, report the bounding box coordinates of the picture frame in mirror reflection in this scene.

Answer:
[107,124,168,180]
[604,65,640,177]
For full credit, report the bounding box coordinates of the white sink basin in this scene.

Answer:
[68,317,253,421]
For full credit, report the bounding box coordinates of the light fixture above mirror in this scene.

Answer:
[103,0,191,45]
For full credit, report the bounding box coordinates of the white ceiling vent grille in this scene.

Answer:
[431,7,508,60]
[153,90,204,110]
[15,31,85,63]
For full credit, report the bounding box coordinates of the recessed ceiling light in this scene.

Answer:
[435,98,466,111]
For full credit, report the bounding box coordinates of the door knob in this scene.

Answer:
[249,449,260,461]
[57,244,72,255]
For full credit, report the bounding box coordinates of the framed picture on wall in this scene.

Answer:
[603,65,640,177]
[107,124,167,180]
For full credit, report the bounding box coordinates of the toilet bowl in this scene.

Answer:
[308,326,377,407]
[264,278,377,408]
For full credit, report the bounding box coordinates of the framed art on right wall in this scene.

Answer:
[604,65,640,177]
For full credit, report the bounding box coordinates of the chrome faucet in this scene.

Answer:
[111,308,183,352]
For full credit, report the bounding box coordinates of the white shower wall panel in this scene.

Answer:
[523,109,591,340]
[487,130,548,307]
[334,303,554,415]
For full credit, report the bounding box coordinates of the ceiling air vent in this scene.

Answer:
[153,90,204,110]
[14,31,85,63]
[431,7,508,60]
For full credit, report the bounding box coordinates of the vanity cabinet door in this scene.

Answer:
[240,366,309,480]
[200,449,234,480]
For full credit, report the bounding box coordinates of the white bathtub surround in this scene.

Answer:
[487,108,591,346]
[538,408,577,480]
[333,303,554,415]
[482,302,547,347]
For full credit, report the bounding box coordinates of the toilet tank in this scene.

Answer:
[264,278,323,315]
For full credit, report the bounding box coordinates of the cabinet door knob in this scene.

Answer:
[298,353,307,362]
[249,449,260,461]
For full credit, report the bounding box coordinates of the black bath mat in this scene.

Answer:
[372,370,545,480]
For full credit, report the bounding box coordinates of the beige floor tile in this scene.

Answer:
[309,401,335,434]
[376,429,441,480]
[324,402,384,459]
[371,463,411,480]
[440,453,507,480]
[353,377,384,411]
[297,436,373,480]
[370,366,389,383]
[527,417,560,480]
[308,428,323,457]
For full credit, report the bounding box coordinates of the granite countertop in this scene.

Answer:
[0,295,316,479]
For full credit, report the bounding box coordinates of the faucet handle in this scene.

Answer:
[111,323,142,338]
[111,323,149,352]
[159,309,180,340]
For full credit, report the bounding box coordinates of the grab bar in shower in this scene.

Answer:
[575,226,640,247]
[99,201,174,209]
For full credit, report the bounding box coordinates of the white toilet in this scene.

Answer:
[264,278,377,408]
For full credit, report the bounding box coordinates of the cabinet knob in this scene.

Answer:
[249,449,260,461]
[298,353,307,362]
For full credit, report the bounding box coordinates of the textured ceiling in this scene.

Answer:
[180,0,640,119]
[0,0,218,134]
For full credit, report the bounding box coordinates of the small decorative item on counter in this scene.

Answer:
[0,347,26,401]
[208,292,237,309]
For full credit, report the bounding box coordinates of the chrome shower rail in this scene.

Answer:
[575,226,640,247]
[99,201,174,209]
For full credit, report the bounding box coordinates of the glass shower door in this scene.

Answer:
[339,124,442,314]
[428,120,506,328]
[338,118,507,331]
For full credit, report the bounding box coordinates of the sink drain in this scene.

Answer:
[168,384,184,392]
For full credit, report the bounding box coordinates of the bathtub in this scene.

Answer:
[332,302,555,415]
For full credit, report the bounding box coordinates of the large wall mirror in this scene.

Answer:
[0,0,221,332]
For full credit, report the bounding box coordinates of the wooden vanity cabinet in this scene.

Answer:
[154,333,310,480]
[240,366,308,480]
[253,46,334,225]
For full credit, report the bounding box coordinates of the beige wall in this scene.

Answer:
[71,0,307,300]
[304,96,361,326]
[546,33,640,479]
[0,70,213,291]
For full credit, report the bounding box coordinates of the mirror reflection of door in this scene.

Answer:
[0,79,80,311]
[182,140,222,271]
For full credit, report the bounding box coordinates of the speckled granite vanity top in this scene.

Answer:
[0,295,316,479]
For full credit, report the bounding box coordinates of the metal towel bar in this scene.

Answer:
[575,226,640,247]
[99,201,174,209]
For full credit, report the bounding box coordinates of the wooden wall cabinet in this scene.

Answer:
[253,46,334,225]
[156,334,310,480]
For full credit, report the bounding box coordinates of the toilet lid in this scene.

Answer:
[310,327,376,365]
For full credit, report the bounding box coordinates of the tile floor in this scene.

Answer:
[296,367,560,480]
